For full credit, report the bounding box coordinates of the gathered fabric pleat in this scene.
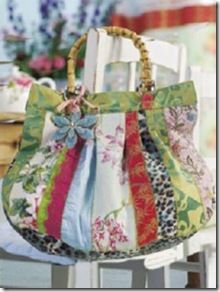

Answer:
[91,113,137,253]
[61,141,96,250]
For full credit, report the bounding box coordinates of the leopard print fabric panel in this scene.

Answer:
[138,111,178,240]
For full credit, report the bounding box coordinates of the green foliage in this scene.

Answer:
[9,198,31,218]
[16,165,45,193]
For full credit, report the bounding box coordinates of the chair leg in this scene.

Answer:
[68,262,94,289]
[171,252,206,288]
[145,266,171,288]
[67,265,75,288]
[185,253,202,288]
[51,264,69,288]
[99,260,147,288]
[69,262,96,288]
[205,246,216,288]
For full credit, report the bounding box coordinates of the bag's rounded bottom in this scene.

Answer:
[10,219,192,262]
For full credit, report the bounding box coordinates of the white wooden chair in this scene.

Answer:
[67,27,188,289]
[2,29,215,289]
[170,66,216,288]
[2,28,215,289]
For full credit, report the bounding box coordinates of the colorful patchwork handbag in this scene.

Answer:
[2,26,215,262]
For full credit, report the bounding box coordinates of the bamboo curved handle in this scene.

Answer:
[67,26,154,94]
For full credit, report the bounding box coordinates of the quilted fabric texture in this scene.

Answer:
[2,81,215,261]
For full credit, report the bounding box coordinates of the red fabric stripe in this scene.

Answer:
[125,112,157,246]
[45,140,84,239]
[111,5,216,33]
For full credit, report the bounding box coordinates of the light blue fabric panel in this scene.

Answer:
[61,141,96,250]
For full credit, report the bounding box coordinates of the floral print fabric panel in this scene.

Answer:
[8,138,65,230]
[2,83,63,212]
[7,110,66,230]
[92,113,137,253]
[125,112,157,246]
[138,111,177,240]
[61,141,96,250]
[164,105,215,220]
[146,108,205,238]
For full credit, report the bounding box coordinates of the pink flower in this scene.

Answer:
[14,75,33,87]
[100,148,118,166]
[100,149,111,163]
[92,216,128,252]
[25,183,45,221]
[171,143,181,154]
[98,125,125,169]
[94,216,102,226]
[109,239,116,249]
[21,216,37,229]
[47,140,64,153]
[106,125,124,148]
[29,55,53,74]
[53,56,65,69]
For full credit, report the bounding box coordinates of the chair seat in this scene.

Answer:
[144,244,184,270]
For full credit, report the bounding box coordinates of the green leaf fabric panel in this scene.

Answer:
[2,84,63,211]
[145,109,206,238]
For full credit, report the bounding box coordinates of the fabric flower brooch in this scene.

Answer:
[51,111,97,148]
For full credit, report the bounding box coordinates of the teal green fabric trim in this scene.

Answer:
[152,81,197,109]
[84,80,197,114]
[83,91,140,114]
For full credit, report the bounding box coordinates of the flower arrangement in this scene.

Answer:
[3,0,117,80]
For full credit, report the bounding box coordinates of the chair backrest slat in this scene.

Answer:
[83,28,187,92]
